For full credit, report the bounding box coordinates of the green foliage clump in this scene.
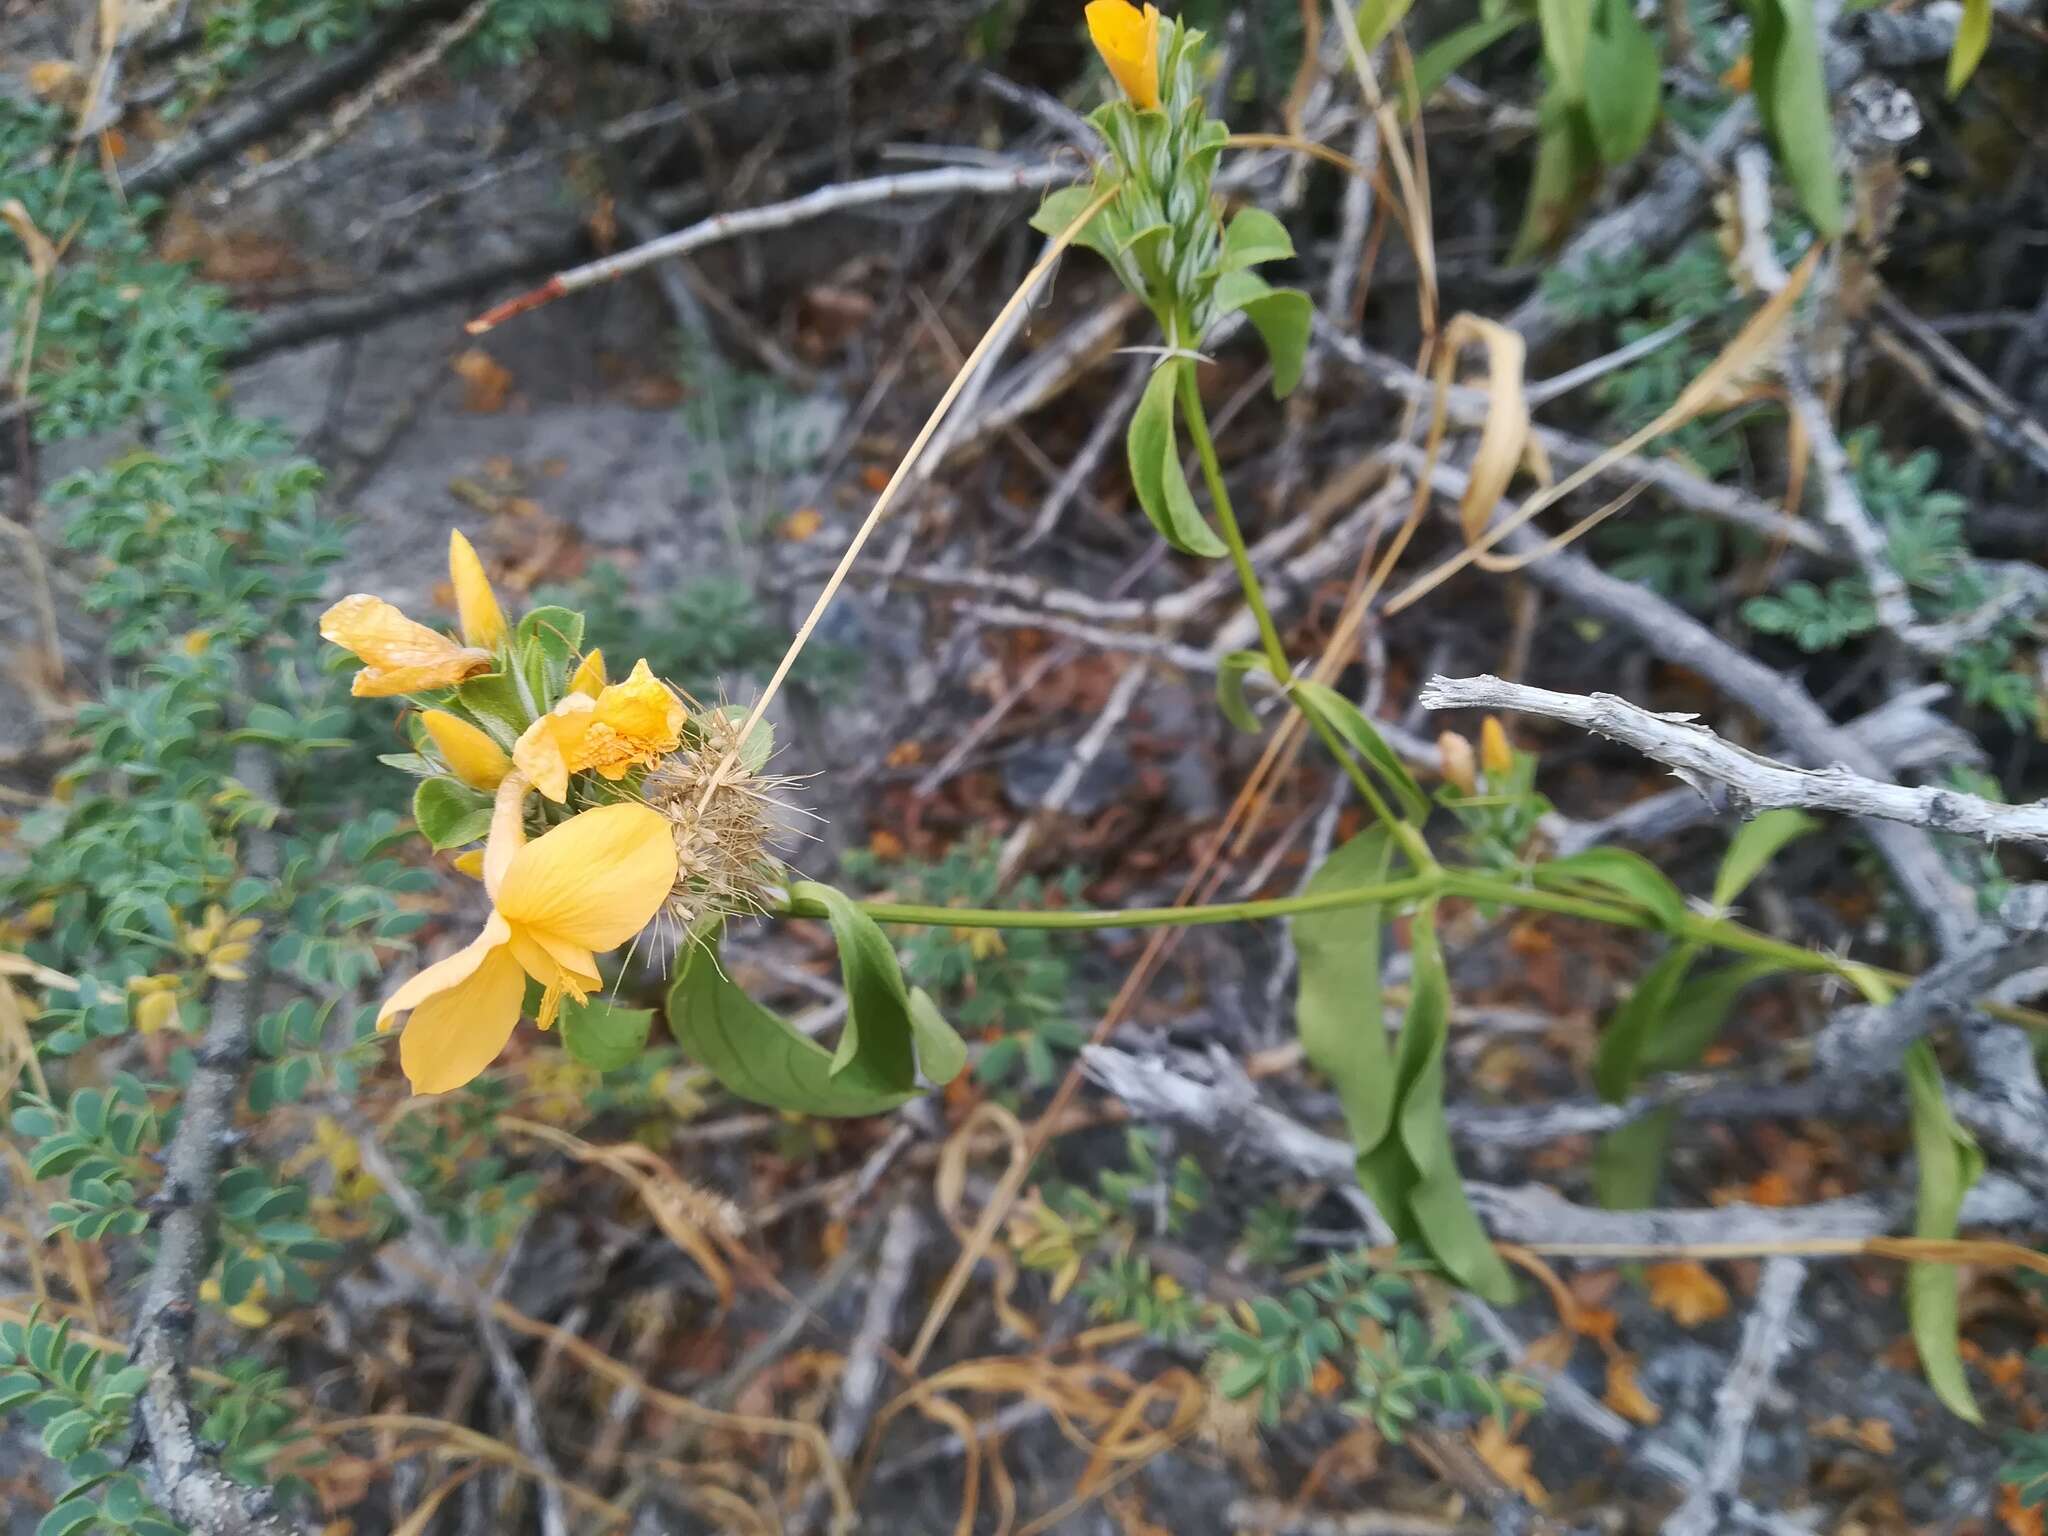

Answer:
[841,837,1085,1086]
[1742,431,2042,728]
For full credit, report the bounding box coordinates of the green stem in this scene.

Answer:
[779,875,1440,932]
[1174,362,1431,868]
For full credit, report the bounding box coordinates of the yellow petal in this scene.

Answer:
[421,709,511,791]
[319,594,494,697]
[512,695,594,803]
[447,529,508,649]
[398,940,527,1094]
[377,913,511,1030]
[568,648,607,697]
[497,802,678,953]
[1086,0,1160,109]
[513,927,600,998]
[453,849,487,879]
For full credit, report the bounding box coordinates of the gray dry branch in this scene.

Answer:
[130,746,310,1536]
[1418,672,2048,847]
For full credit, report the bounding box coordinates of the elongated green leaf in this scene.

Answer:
[1289,680,1431,822]
[1392,906,1517,1303]
[412,778,492,851]
[1712,808,1817,910]
[1222,208,1295,272]
[1533,848,1688,932]
[1947,0,1993,94]
[1211,271,1311,397]
[1585,0,1661,163]
[1595,956,1785,1208]
[1592,943,1699,1102]
[1358,0,1417,49]
[1217,650,1270,734]
[1537,0,1594,100]
[560,994,655,1072]
[1127,362,1226,557]
[1593,1107,1677,1210]
[1904,1040,1985,1423]
[667,940,917,1115]
[1511,92,1600,259]
[789,880,918,1087]
[909,987,967,1088]
[1296,829,1399,1154]
[1407,13,1526,108]
[1745,0,1843,236]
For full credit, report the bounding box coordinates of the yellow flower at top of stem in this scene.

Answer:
[420,708,511,791]
[513,658,686,802]
[376,774,679,1094]
[1086,0,1162,110]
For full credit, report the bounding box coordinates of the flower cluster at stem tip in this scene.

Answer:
[321,532,780,1094]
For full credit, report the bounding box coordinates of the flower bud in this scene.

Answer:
[1480,716,1514,781]
[1438,732,1477,795]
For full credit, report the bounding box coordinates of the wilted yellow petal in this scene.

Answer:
[397,940,526,1094]
[421,709,511,791]
[497,802,678,953]
[377,913,511,1029]
[512,695,594,803]
[319,594,494,697]
[569,648,607,697]
[1086,0,1161,109]
[447,529,507,649]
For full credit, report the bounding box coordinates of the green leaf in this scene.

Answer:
[412,778,493,851]
[1296,829,1399,1155]
[1585,0,1661,163]
[1211,272,1312,397]
[1127,362,1226,557]
[1712,809,1817,910]
[36,1500,98,1536]
[712,705,774,774]
[42,1408,96,1463]
[1745,0,1843,236]
[1391,906,1517,1303]
[1221,208,1295,272]
[1533,848,1688,931]
[1592,943,1699,1102]
[1357,0,1417,49]
[560,994,655,1072]
[1947,0,1993,94]
[790,880,919,1088]
[1904,1040,1984,1423]
[1288,680,1431,822]
[908,987,967,1088]
[666,939,918,1115]
[1217,650,1270,734]
[1592,1107,1677,1210]
[1511,92,1600,259]
[1029,184,1116,260]
[1536,0,1594,100]
[1406,13,1526,108]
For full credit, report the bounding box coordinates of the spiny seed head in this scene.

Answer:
[639,706,793,932]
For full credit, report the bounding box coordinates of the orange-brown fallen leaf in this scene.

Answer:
[1603,1354,1661,1426]
[452,348,515,413]
[1813,1414,1896,1455]
[1472,1418,1548,1506]
[1646,1261,1732,1327]
[781,507,824,542]
[2000,1482,2046,1536]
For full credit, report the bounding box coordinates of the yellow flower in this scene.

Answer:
[568,647,607,698]
[420,708,511,791]
[199,1270,271,1329]
[452,848,487,879]
[129,974,181,1034]
[1438,731,1477,795]
[182,904,263,982]
[377,775,678,1095]
[447,528,508,649]
[512,658,686,803]
[319,594,494,698]
[1480,716,1514,781]
[1086,0,1162,110]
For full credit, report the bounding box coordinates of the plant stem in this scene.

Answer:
[779,876,1440,932]
[1174,362,1431,867]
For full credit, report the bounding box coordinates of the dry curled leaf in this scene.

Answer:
[1646,1260,1732,1327]
[1472,1418,1548,1506]
[1603,1353,1661,1426]
[451,347,515,413]
[1,200,57,280]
